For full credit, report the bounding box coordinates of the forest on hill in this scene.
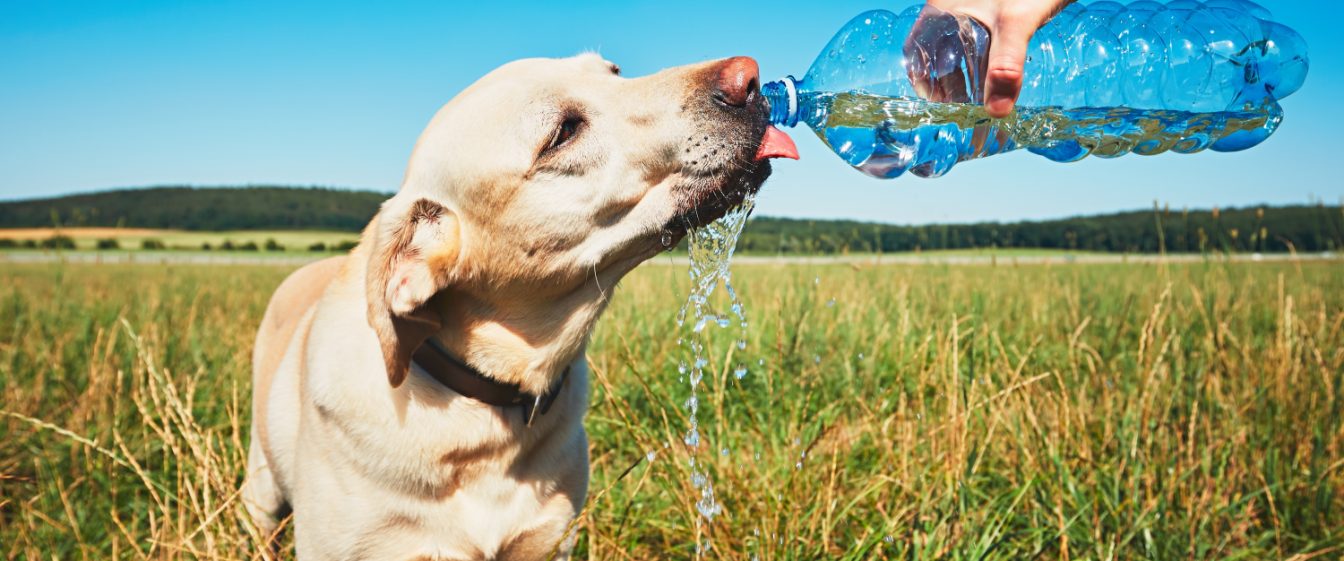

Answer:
[740,204,1344,254]
[2,186,1341,254]
[0,186,388,232]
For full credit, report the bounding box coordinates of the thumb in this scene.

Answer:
[983,16,1034,118]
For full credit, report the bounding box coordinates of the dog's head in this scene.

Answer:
[363,53,796,387]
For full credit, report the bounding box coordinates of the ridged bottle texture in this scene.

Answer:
[762,0,1309,179]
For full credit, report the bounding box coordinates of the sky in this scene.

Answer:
[1,0,1341,225]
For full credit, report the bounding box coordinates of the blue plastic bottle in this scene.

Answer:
[761,0,1309,179]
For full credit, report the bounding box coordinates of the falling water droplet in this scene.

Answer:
[675,194,757,528]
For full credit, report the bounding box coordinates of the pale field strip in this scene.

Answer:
[0,227,167,238]
[0,227,360,250]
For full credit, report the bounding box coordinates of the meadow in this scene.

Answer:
[1,258,1342,560]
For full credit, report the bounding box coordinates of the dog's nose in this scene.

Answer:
[714,56,760,108]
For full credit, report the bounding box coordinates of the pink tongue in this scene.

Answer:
[754,126,799,161]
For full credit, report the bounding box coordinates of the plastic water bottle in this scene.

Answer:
[761,0,1309,179]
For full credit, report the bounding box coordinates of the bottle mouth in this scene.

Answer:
[762,76,799,127]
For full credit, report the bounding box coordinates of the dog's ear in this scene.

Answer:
[365,197,461,387]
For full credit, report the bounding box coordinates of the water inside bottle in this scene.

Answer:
[808,91,1281,179]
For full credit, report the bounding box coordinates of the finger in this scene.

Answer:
[903,12,936,100]
[904,6,950,101]
[984,14,1035,118]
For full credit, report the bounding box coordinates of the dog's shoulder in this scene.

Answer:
[256,255,349,364]
[252,255,350,416]
[263,256,349,332]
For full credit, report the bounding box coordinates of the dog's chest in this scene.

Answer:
[307,378,522,492]
[292,340,587,559]
[302,421,581,560]
[361,471,555,559]
[294,410,576,558]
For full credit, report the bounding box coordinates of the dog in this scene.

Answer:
[241,53,798,560]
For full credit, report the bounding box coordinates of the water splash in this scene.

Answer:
[676,193,756,538]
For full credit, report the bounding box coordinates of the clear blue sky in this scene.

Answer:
[2,0,1340,224]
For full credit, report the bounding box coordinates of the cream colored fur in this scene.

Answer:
[243,53,774,560]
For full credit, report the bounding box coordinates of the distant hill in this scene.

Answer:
[1,186,1341,254]
[739,205,1344,254]
[0,186,389,231]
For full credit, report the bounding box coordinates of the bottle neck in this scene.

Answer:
[762,76,800,127]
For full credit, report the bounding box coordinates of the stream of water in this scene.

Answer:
[676,193,756,555]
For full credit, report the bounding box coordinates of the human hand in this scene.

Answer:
[907,0,1073,118]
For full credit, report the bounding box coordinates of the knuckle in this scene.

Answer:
[987,57,1025,78]
[987,65,1025,87]
[997,5,1032,24]
[996,5,1046,33]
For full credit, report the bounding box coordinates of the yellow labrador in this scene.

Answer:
[242,53,797,560]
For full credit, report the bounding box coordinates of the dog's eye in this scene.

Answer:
[545,116,583,154]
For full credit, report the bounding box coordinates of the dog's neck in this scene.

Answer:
[426,280,613,396]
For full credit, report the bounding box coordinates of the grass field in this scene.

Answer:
[1,260,1342,560]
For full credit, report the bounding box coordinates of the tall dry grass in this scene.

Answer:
[2,260,1342,560]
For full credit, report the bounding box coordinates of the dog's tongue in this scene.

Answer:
[754,126,799,161]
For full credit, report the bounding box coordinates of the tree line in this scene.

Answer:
[2,186,1340,254]
[738,204,1344,254]
[0,186,388,231]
